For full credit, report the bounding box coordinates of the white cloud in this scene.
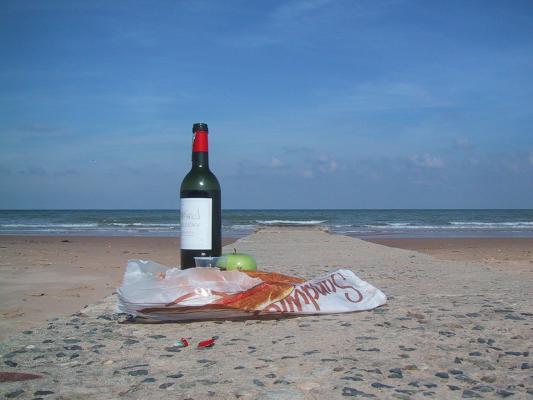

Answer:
[287,155,341,178]
[318,159,338,173]
[302,169,314,178]
[314,155,339,173]
[269,158,283,168]
[409,154,444,169]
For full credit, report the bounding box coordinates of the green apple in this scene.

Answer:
[221,249,257,271]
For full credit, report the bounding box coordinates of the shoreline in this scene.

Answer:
[3,231,533,239]
[3,230,533,239]
[3,209,533,240]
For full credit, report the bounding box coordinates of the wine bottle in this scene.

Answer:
[180,122,221,269]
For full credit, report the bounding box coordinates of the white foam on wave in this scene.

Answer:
[255,220,327,226]
[225,224,256,230]
[334,229,375,234]
[1,223,99,228]
[363,224,443,230]
[361,221,533,230]
[449,221,533,228]
[110,223,179,227]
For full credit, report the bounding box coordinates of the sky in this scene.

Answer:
[0,0,532,209]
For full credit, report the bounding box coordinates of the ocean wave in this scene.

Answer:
[0,223,99,228]
[255,220,327,226]
[2,210,532,238]
[362,222,533,230]
[363,224,446,230]
[333,229,375,234]
[109,223,179,227]
[0,222,180,229]
[449,221,533,227]
[224,224,256,230]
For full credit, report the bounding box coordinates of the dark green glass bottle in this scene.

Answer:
[180,123,221,269]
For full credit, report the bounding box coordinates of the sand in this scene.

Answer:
[0,236,237,341]
[0,228,532,399]
[366,238,533,271]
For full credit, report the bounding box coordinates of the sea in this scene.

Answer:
[1,209,532,238]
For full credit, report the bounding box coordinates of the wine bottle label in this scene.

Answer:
[180,198,212,249]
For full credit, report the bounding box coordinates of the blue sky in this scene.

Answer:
[1,0,532,209]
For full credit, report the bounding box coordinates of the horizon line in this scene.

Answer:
[1,208,532,212]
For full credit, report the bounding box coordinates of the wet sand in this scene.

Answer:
[366,237,533,271]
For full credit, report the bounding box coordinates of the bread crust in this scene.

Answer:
[144,270,300,314]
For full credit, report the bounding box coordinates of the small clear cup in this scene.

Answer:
[194,256,227,269]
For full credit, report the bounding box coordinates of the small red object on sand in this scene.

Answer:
[175,338,189,348]
[197,337,216,348]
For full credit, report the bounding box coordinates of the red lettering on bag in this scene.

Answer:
[301,284,321,311]
[262,272,364,313]
[331,273,363,303]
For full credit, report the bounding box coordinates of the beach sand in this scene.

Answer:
[0,228,532,398]
[0,236,237,341]
[366,238,533,271]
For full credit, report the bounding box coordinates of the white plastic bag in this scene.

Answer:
[117,260,387,321]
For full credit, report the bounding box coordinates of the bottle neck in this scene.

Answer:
[192,152,209,169]
[191,130,209,169]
